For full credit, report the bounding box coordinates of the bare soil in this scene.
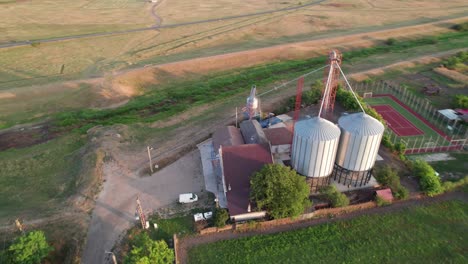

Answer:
[0,122,63,151]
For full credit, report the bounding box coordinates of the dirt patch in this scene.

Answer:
[0,122,64,151]
[433,66,468,84]
[0,92,15,99]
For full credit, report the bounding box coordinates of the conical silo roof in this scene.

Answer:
[294,117,340,141]
[338,112,384,136]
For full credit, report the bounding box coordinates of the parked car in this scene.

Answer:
[179,193,198,204]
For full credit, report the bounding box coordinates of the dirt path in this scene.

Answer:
[150,0,164,27]
[177,191,468,264]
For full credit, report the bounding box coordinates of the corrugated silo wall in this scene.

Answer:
[333,128,383,187]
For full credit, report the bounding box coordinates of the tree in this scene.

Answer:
[250,164,311,219]
[319,185,349,208]
[213,208,229,228]
[124,233,174,264]
[7,230,52,264]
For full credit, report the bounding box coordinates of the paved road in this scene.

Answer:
[0,0,326,49]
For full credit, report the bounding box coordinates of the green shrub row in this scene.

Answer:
[409,160,444,197]
[319,185,349,207]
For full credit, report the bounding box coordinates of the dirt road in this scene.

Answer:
[81,125,206,264]
[178,191,468,264]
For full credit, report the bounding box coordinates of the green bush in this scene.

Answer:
[394,142,406,155]
[374,165,409,200]
[442,176,468,192]
[381,135,394,150]
[411,160,444,197]
[451,22,468,31]
[453,95,468,109]
[375,196,391,207]
[213,208,229,228]
[385,38,397,45]
[395,186,410,200]
[336,87,361,111]
[319,185,349,208]
[443,51,468,70]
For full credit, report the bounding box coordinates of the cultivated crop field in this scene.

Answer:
[188,201,468,264]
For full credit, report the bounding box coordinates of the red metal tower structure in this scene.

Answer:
[291,76,304,144]
[322,50,342,114]
[136,195,146,229]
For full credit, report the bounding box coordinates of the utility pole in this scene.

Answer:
[147,146,154,174]
[136,195,147,229]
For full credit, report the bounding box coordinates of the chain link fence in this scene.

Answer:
[353,80,467,154]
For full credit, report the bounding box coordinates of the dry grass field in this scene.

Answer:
[0,0,152,42]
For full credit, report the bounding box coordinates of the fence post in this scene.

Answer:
[416,97,422,113]
[434,137,440,152]
[412,137,418,151]
[418,136,425,153]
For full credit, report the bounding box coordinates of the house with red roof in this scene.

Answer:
[219,144,273,221]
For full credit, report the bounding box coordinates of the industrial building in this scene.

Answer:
[198,50,384,221]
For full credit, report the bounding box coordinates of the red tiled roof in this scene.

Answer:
[212,126,244,153]
[221,144,273,216]
[376,188,394,202]
[264,127,293,145]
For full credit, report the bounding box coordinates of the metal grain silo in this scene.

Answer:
[333,112,384,187]
[291,117,341,192]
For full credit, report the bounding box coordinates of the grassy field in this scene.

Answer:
[0,1,467,90]
[0,0,151,42]
[0,133,85,221]
[364,96,449,147]
[356,52,468,109]
[429,153,468,177]
[0,31,466,131]
[188,201,468,264]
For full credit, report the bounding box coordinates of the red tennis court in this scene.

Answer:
[372,105,424,136]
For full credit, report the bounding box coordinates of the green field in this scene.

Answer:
[364,96,449,148]
[188,201,468,264]
[0,133,85,221]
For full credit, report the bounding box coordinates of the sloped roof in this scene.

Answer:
[240,120,269,145]
[221,144,273,216]
[338,112,384,136]
[294,117,341,141]
[212,126,244,153]
[264,127,293,145]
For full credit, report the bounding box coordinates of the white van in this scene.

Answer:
[179,193,198,204]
